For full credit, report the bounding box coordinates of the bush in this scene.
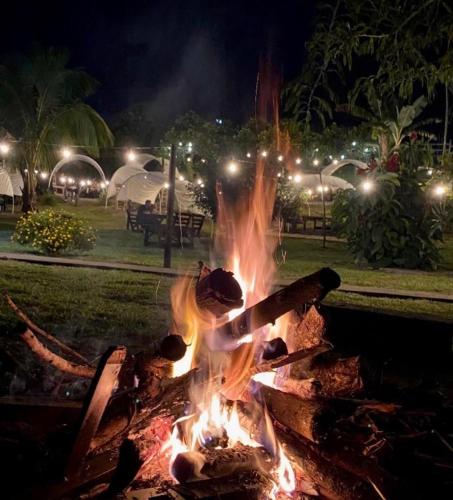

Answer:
[12,209,96,255]
[38,192,59,207]
[332,173,444,270]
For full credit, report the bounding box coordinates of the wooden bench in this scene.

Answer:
[286,215,332,234]
[158,212,205,247]
[126,209,142,232]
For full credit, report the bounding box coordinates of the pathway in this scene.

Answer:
[1,251,452,304]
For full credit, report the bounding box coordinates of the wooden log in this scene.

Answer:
[237,404,377,500]
[15,325,95,378]
[171,445,272,483]
[196,268,244,317]
[291,352,365,398]
[277,377,321,400]
[219,268,340,340]
[5,292,92,366]
[260,385,335,443]
[287,304,327,352]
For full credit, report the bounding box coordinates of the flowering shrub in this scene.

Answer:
[12,209,96,255]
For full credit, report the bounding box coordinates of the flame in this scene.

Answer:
[162,63,296,496]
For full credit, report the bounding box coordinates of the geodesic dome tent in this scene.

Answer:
[115,171,203,214]
[299,174,354,192]
[0,168,23,197]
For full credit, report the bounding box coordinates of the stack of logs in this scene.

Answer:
[4,267,420,499]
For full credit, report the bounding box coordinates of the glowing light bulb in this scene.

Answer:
[100,182,106,189]
[197,178,203,185]
[80,180,86,187]
[361,180,374,193]
[0,143,10,154]
[294,174,302,183]
[278,155,283,162]
[307,188,313,196]
[164,182,170,189]
[127,150,136,162]
[352,141,357,146]
[60,175,67,184]
[179,175,185,181]
[187,157,192,162]
[40,171,49,180]
[434,184,446,197]
[277,172,282,178]
[61,147,72,159]
[295,158,302,165]
[105,180,110,185]
[340,154,345,160]
[86,180,92,186]
[316,185,323,193]
[313,159,319,166]
[288,175,293,180]
[200,183,205,188]
[427,169,433,176]
[178,142,183,147]
[246,152,252,158]
[261,150,268,157]
[227,161,238,174]
[333,159,338,165]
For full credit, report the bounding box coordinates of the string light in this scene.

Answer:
[164,182,170,189]
[196,178,203,185]
[288,175,293,180]
[39,171,48,180]
[333,159,338,165]
[86,180,92,186]
[187,157,192,162]
[295,158,302,165]
[316,185,323,193]
[227,161,239,174]
[179,175,185,181]
[433,184,446,197]
[200,183,205,188]
[352,141,357,146]
[178,142,183,147]
[100,181,106,189]
[277,172,281,177]
[313,159,319,166]
[340,154,345,160]
[261,151,268,157]
[278,155,283,162]
[80,180,87,187]
[60,175,67,184]
[427,169,433,176]
[246,152,252,158]
[127,150,136,162]
[0,143,10,154]
[361,180,374,193]
[294,173,302,183]
[61,147,72,159]
[307,188,313,196]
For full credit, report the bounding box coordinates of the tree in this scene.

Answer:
[0,47,114,211]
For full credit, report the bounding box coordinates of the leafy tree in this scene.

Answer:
[0,47,114,211]
[332,166,445,270]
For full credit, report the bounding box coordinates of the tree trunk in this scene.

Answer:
[21,169,37,213]
[443,83,449,156]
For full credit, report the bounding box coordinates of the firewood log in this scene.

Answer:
[260,385,335,443]
[14,324,95,378]
[5,292,92,366]
[291,352,365,398]
[287,304,327,351]
[196,268,243,316]
[219,268,340,340]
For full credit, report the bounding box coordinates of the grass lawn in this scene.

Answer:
[1,199,453,293]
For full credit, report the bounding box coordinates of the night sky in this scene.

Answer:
[0,0,315,127]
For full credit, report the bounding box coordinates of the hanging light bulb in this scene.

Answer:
[127,150,136,162]
[278,155,284,162]
[0,143,10,154]
[294,173,302,183]
[179,175,185,181]
[261,150,268,157]
[313,159,320,166]
[295,158,302,165]
[61,147,72,159]
[164,182,170,189]
[246,152,252,158]
[227,161,239,174]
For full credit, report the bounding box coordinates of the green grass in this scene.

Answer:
[1,199,452,321]
[0,261,173,357]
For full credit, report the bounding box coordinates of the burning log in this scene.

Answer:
[260,385,335,443]
[13,323,95,378]
[288,304,327,351]
[277,377,321,400]
[171,445,272,483]
[196,267,243,316]
[219,268,340,340]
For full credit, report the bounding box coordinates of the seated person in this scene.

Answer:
[138,200,159,245]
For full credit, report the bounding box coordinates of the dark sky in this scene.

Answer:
[0,0,315,127]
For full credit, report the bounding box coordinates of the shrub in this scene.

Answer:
[12,209,96,255]
[332,173,444,270]
[38,192,59,207]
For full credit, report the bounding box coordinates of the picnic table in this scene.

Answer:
[286,215,332,234]
[126,209,205,247]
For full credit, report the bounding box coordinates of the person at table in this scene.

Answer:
[138,200,158,245]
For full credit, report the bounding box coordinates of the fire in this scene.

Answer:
[162,64,296,496]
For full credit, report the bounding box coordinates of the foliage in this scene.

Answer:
[332,172,445,270]
[274,178,309,220]
[286,0,453,131]
[0,47,114,210]
[12,209,96,255]
[38,192,59,207]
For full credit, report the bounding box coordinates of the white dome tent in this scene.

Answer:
[321,159,368,177]
[0,168,23,212]
[48,154,107,188]
[298,174,354,192]
[115,171,203,214]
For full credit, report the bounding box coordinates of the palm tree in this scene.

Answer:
[0,47,114,211]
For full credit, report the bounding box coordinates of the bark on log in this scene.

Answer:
[219,268,340,340]
[287,305,327,352]
[172,445,272,483]
[16,326,95,378]
[5,292,92,366]
[196,268,244,317]
[260,385,335,443]
[291,352,365,398]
